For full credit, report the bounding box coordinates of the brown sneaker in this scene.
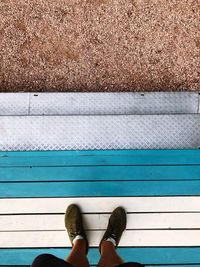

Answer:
[99,207,126,253]
[64,204,88,254]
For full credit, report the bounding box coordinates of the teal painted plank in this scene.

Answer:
[1,155,200,167]
[1,149,200,157]
[0,166,200,182]
[1,180,200,198]
[1,150,200,167]
[2,155,200,166]
[1,247,200,265]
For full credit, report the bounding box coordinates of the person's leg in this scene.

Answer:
[98,240,124,267]
[98,207,126,267]
[65,239,89,267]
[98,243,145,267]
[64,204,89,267]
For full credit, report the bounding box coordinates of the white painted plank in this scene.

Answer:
[29,92,199,115]
[1,230,200,247]
[1,197,200,214]
[0,93,29,115]
[1,213,200,231]
[0,115,200,150]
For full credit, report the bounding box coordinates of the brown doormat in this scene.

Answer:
[0,0,199,92]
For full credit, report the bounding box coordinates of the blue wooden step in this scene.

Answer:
[1,150,199,198]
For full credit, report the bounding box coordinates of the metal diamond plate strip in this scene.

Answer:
[198,93,200,113]
[29,92,199,115]
[0,93,30,115]
[0,115,199,151]
[0,92,198,115]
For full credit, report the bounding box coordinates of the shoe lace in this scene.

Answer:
[70,229,82,238]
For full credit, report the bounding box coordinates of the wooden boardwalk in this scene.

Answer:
[1,149,200,266]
